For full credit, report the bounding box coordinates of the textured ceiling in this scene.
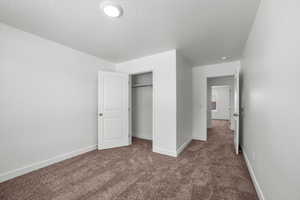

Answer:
[0,0,260,66]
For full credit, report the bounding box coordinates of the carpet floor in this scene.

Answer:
[0,120,258,200]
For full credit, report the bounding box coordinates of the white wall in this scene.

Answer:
[176,52,193,150]
[241,0,300,199]
[132,73,153,140]
[211,86,230,120]
[192,61,240,140]
[0,23,115,182]
[207,76,234,129]
[116,50,178,156]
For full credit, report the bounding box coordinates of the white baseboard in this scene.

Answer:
[242,147,266,200]
[153,138,192,157]
[153,146,177,157]
[193,135,207,141]
[176,138,192,156]
[133,133,152,141]
[0,144,97,183]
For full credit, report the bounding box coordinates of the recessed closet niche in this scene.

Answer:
[131,72,153,141]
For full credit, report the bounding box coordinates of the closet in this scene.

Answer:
[131,72,153,141]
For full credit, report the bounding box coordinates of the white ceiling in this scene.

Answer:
[0,0,260,66]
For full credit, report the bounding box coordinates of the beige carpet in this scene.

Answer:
[0,120,258,200]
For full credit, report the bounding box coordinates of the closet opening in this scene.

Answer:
[129,72,153,150]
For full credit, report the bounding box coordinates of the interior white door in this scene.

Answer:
[98,71,129,150]
[233,69,240,154]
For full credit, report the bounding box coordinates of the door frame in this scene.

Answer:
[204,72,239,143]
[128,70,157,152]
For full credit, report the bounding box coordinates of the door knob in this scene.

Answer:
[99,113,103,117]
[233,113,239,117]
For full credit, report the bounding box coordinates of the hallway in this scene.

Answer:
[0,121,258,200]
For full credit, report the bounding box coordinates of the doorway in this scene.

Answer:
[207,76,234,131]
[206,72,240,154]
[129,72,153,148]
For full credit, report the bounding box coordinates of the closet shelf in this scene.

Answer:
[132,83,153,88]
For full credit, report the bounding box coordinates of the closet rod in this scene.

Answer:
[132,83,153,88]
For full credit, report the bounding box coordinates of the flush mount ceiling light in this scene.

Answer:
[221,56,228,60]
[100,2,123,18]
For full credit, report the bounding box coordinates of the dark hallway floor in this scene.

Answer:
[0,120,258,200]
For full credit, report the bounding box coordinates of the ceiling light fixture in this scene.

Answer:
[100,2,123,18]
[221,56,228,60]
